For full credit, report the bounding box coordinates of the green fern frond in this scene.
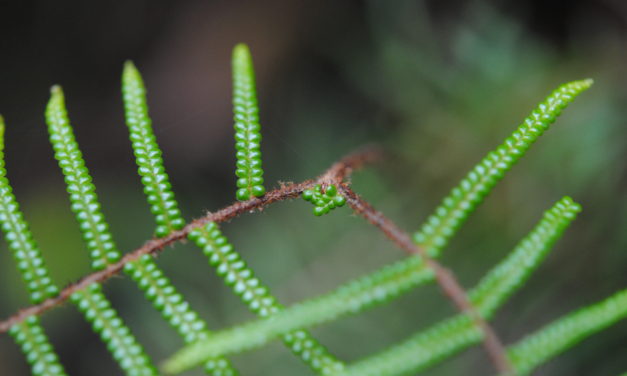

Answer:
[163,222,345,375]
[48,83,236,375]
[121,61,185,238]
[70,284,158,376]
[162,255,434,362]
[121,62,341,374]
[413,79,592,256]
[232,43,265,201]
[0,116,67,376]
[507,288,627,375]
[303,184,346,216]
[44,87,158,375]
[470,196,581,318]
[45,86,120,270]
[163,197,579,370]
[336,314,480,376]
[334,197,581,376]
[9,317,67,376]
[0,119,58,304]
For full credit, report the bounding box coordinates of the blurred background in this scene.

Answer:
[0,0,626,375]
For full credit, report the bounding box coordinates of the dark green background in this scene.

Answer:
[0,1,626,375]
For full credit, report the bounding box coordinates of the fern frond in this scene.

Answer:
[121,61,185,238]
[232,43,265,201]
[0,119,58,304]
[45,88,158,375]
[337,314,480,376]
[0,116,67,376]
[303,184,346,216]
[163,222,345,375]
[48,83,237,375]
[470,196,581,318]
[162,255,434,362]
[413,79,592,256]
[121,62,341,374]
[45,86,120,270]
[334,197,581,376]
[507,288,627,375]
[9,317,67,376]
[70,284,158,375]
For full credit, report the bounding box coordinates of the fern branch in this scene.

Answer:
[169,185,576,373]
[0,116,67,376]
[161,255,434,363]
[123,61,343,374]
[121,61,185,238]
[48,84,237,375]
[335,196,581,376]
[232,44,265,200]
[338,184,512,373]
[164,222,345,374]
[45,87,158,376]
[70,285,158,376]
[507,288,627,375]
[9,317,67,376]
[413,79,593,257]
[0,147,379,334]
[470,196,582,318]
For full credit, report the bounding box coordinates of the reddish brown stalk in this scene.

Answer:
[336,184,513,374]
[0,144,512,374]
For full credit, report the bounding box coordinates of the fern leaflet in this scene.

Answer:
[232,43,265,201]
[414,80,592,257]
[0,116,67,376]
[45,87,159,376]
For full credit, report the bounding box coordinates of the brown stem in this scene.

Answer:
[336,184,513,374]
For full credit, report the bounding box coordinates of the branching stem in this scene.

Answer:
[337,184,513,374]
[0,144,511,374]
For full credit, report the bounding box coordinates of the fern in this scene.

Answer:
[121,61,186,238]
[162,196,580,371]
[507,288,627,375]
[332,196,581,376]
[1,42,624,376]
[45,86,159,376]
[232,43,266,201]
[119,62,239,375]
[123,58,342,375]
[0,116,67,376]
[413,79,593,256]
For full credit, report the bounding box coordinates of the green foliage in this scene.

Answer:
[70,285,158,376]
[413,79,593,257]
[469,196,582,318]
[232,43,266,201]
[0,118,58,304]
[2,42,624,376]
[163,196,580,373]
[179,221,344,375]
[46,86,120,270]
[48,81,237,375]
[303,184,347,216]
[120,63,239,375]
[122,61,185,238]
[335,196,581,376]
[163,247,434,369]
[508,288,627,375]
[9,317,66,376]
[0,116,67,376]
[123,59,339,374]
[45,85,158,376]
